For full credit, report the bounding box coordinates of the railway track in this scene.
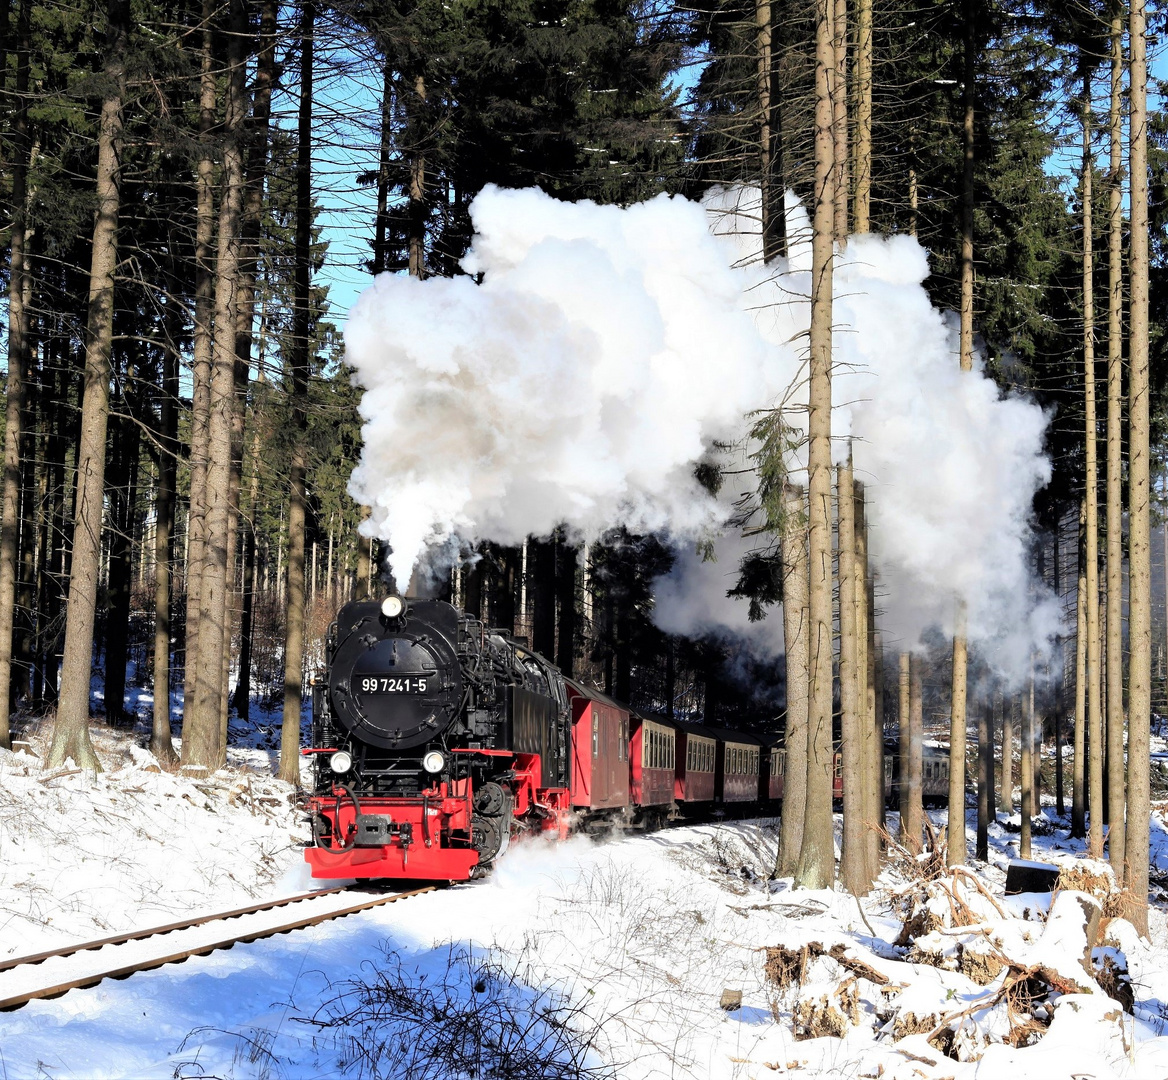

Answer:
[0,884,435,1011]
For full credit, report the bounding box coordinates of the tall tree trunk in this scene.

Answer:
[832,0,848,242]
[1000,689,1012,814]
[41,339,69,709]
[1081,73,1103,849]
[1020,662,1034,858]
[15,334,37,710]
[47,0,130,771]
[1126,0,1150,932]
[182,0,218,728]
[0,0,32,749]
[976,694,992,860]
[151,307,178,764]
[278,0,315,784]
[839,453,866,894]
[409,74,427,279]
[948,0,976,868]
[555,536,577,676]
[777,483,809,876]
[903,654,923,848]
[831,0,850,242]
[898,651,910,838]
[373,60,393,274]
[856,481,879,880]
[183,0,247,771]
[232,424,261,720]
[756,0,785,260]
[1053,527,1065,816]
[794,0,837,892]
[1074,502,1088,838]
[226,0,277,733]
[1104,2,1126,873]
[531,539,556,659]
[853,0,871,232]
[104,406,140,721]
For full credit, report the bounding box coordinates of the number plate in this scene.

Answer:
[357,675,431,694]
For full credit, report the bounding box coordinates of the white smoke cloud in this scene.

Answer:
[344,183,1057,680]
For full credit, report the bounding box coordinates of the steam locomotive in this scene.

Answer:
[304,595,947,881]
[305,594,788,881]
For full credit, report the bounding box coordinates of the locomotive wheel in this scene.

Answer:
[471,813,505,863]
[474,781,508,817]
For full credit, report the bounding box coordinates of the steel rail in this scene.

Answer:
[0,885,435,1011]
[0,887,350,973]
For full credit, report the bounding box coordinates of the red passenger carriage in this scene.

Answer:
[712,729,765,804]
[766,743,786,803]
[672,720,717,807]
[567,680,630,812]
[630,712,676,810]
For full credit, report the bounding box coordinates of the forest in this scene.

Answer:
[1,0,1167,932]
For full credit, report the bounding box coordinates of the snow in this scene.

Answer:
[4,727,1168,1079]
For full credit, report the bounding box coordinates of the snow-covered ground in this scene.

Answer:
[4,728,1168,1079]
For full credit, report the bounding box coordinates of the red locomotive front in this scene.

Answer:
[305,597,571,881]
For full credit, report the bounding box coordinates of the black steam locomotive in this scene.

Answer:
[306,596,574,880]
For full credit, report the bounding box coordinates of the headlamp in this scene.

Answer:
[329,750,353,774]
[381,595,405,619]
[422,750,445,774]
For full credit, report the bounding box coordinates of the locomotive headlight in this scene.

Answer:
[329,750,353,774]
[422,750,445,774]
[381,595,405,619]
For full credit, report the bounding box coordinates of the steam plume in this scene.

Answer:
[345,184,1056,677]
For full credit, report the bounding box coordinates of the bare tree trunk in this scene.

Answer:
[1073,504,1087,838]
[777,483,809,876]
[904,654,923,848]
[977,694,992,859]
[1105,3,1126,874]
[278,0,315,784]
[408,73,427,279]
[874,631,886,835]
[47,0,129,771]
[182,0,247,771]
[555,535,577,677]
[857,481,879,880]
[104,404,140,721]
[898,651,910,836]
[1126,0,1151,932]
[1054,526,1065,816]
[182,0,218,729]
[152,311,178,764]
[224,0,277,734]
[832,0,848,242]
[948,0,976,868]
[853,0,871,233]
[232,424,260,721]
[839,454,866,894]
[1021,662,1034,858]
[907,155,918,237]
[794,0,837,892]
[373,60,393,274]
[1000,691,1013,814]
[0,0,32,748]
[1080,74,1102,846]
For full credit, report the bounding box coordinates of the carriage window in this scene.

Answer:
[592,714,599,757]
